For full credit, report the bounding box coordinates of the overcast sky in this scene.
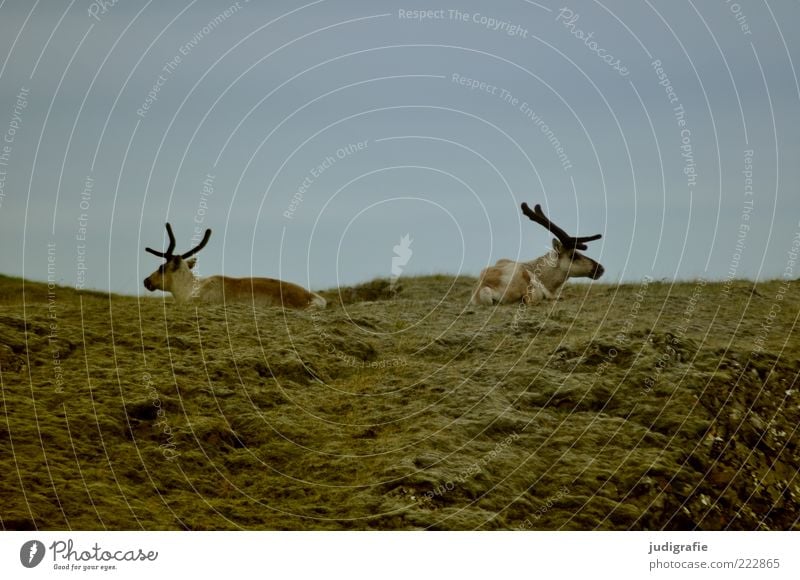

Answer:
[0,0,798,295]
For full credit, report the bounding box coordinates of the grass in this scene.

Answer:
[0,272,798,530]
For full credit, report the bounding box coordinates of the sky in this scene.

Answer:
[0,0,798,295]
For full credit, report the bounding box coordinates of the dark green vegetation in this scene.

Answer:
[1,273,798,530]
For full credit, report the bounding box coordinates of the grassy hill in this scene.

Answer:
[0,273,798,530]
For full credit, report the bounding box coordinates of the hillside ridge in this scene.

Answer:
[0,273,797,530]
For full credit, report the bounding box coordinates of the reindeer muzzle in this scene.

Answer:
[592,264,605,279]
[143,277,155,291]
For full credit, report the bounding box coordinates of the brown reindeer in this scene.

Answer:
[472,203,604,305]
[143,223,326,309]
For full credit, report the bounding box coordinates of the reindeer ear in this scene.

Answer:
[552,238,565,253]
[186,258,197,269]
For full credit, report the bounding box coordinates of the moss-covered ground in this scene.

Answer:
[1,274,798,530]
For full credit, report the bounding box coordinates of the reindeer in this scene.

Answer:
[472,203,604,305]
[143,223,326,309]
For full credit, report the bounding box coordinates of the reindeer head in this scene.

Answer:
[521,202,604,280]
[143,223,211,299]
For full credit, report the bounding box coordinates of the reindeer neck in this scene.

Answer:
[169,274,199,303]
[523,252,569,293]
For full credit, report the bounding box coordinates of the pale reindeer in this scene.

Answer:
[143,223,326,309]
[472,203,604,305]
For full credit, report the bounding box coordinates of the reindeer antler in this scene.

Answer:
[521,203,601,251]
[145,223,177,258]
[180,228,211,259]
[145,223,211,259]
